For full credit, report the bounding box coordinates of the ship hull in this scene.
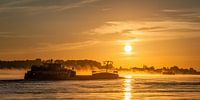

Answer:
[25,72,119,81]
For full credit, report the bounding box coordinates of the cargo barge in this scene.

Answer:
[24,61,119,80]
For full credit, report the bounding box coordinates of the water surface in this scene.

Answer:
[0,75,200,100]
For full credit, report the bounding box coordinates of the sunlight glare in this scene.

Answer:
[124,78,132,100]
[124,75,132,79]
[124,45,132,53]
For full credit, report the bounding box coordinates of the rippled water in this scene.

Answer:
[0,75,200,100]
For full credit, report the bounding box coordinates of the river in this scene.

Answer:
[0,75,200,100]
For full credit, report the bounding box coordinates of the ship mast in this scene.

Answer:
[103,61,113,72]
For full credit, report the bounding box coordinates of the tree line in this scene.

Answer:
[0,59,102,70]
[0,59,199,74]
[119,65,200,75]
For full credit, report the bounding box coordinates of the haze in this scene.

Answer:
[0,0,200,70]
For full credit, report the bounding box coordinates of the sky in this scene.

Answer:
[0,0,200,69]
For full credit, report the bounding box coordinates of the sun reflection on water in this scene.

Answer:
[124,75,132,100]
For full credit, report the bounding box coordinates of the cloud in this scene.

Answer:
[0,0,32,6]
[36,40,99,52]
[0,40,99,55]
[86,20,200,43]
[159,9,200,23]
[88,21,138,35]
[0,32,42,38]
[56,0,99,11]
[137,26,165,31]
[0,0,99,13]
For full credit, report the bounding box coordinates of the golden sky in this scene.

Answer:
[0,0,200,69]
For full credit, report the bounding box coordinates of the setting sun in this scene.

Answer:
[124,45,132,53]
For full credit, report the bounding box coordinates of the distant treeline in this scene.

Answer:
[0,59,199,75]
[119,65,200,75]
[0,59,42,69]
[0,59,103,70]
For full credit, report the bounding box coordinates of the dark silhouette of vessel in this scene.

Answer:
[91,61,119,79]
[24,61,119,80]
[24,63,76,80]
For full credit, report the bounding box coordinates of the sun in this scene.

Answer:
[124,45,132,53]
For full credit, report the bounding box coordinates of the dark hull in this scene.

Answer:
[24,71,76,80]
[162,72,175,75]
[24,72,119,81]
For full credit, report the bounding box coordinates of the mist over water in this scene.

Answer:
[0,69,164,80]
[0,71,200,99]
[0,69,27,80]
[0,69,95,80]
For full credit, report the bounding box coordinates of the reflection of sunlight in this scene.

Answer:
[124,75,132,79]
[124,76,132,100]
[124,87,131,92]
[124,79,131,83]
[124,92,131,100]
